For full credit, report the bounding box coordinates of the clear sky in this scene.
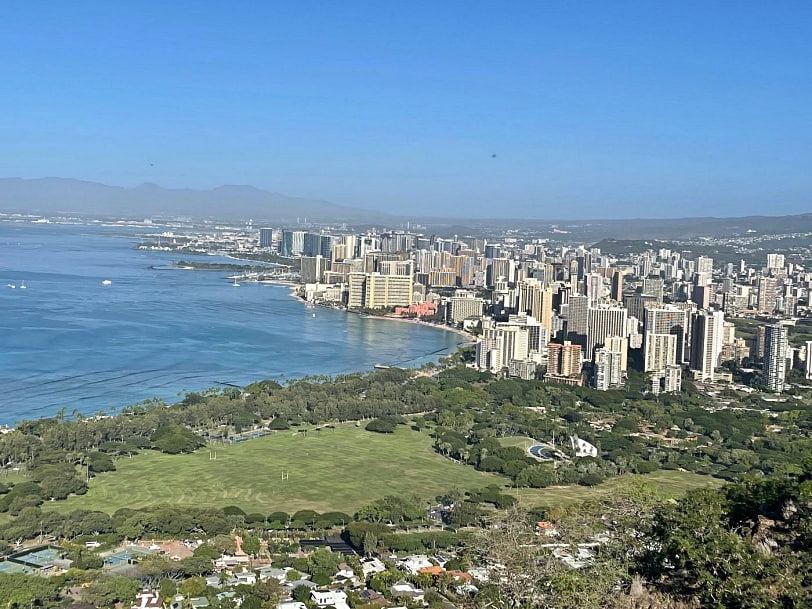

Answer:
[3,1,811,219]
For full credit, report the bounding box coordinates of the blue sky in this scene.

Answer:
[2,1,811,218]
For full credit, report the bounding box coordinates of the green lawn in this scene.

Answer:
[498,436,538,448]
[44,425,723,516]
[49,423,505,515]
[511,469,724,508]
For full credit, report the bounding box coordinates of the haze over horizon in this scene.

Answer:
[3,2,811,220]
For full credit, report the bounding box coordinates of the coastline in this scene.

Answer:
[287,286,475,345]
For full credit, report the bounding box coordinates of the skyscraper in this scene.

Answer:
[763,324,788,392]
[690,309,725,382]
[259,228,274,248]
[644,306,688,365]
[587,305,628,362]
[757,277,778,314]
[593,347,624,390]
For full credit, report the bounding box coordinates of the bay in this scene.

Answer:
[0,222,462,425]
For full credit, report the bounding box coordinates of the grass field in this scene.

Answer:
[511,469,724,508]
[44,424,723,516]
[49,423,506,515]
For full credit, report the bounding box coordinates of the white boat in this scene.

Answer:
[19,281,26,289]
[6,283,15,289]
[101,279,112,285]
[232,278,240,287]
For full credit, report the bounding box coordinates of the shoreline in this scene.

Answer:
[287,286,475,346]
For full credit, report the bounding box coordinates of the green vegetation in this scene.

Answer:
[51,423,504,514]
[512,469,723,507]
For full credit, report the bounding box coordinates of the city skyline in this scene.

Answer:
[3,2,811,219]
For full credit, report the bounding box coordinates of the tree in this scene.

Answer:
[82,576,141,607]
[242,534,261,557]
[179,575,208,598]
[254,577,284,604]
[362,531,378,556]
[292,585,311,603]
[365,419,397,433]
[159,577,177,601]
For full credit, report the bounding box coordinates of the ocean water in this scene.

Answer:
[0,222,462,425]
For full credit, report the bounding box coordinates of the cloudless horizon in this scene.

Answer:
[3,1,811,219]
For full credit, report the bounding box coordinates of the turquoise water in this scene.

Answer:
[0,222,462,425]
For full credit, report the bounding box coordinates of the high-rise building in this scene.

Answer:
[300,255,330,283]
[565,293,589,348]
[476,315,545,372]
[690,309,725,382]
[645,333,677,373]
[280,230,306,257]
[695,256,713,285]
[624,293,660,331]
[259,228,274,248]
[516,278,554,333]
[642,276,664,302]
[605,335,629,372]
[757,277,778,314]
[650,364,682,394]
[546,341,582,380]
[644,306,688,365]
[610,270,624,302]
[448,291,486,324]
[346,272,414,310]
[586,305,628,362]
[767,253,785,271]
[763,324,788,392]
[593,347,624,390]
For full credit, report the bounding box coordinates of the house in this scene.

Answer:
[189,598,210,609]
[286,579,317,592]
[389,581,425,602]
[333,563,358,584]
[311,589,350,609]
[279,603,308,609]
[360,557,386,577]
[258,566,288,582]
[159,541,194,560]
[131,590,162,609]
[418,565,444,576]
[234,571,257,585]
[358,589,388,606]
[447,569,472,582]
[399,554,434,575]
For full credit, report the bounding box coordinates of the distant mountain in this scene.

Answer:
[0,177,387,223]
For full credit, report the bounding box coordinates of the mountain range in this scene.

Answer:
[0,177,384,223]
[3,177,812,241]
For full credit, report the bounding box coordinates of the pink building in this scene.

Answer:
[394,301,437,318]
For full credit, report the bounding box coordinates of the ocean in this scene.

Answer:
[0,222,463,425]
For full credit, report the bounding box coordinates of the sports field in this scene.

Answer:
[50,423,506,514]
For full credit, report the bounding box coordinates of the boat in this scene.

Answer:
[232,278,240,287]
[6,283,15,289]
[101,279,112,285]
[373,364,391,370]
[19,281,26,289]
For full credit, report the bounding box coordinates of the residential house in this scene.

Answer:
[399,554,434,575]
[389,581,425,603]
[311,590,351,609]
